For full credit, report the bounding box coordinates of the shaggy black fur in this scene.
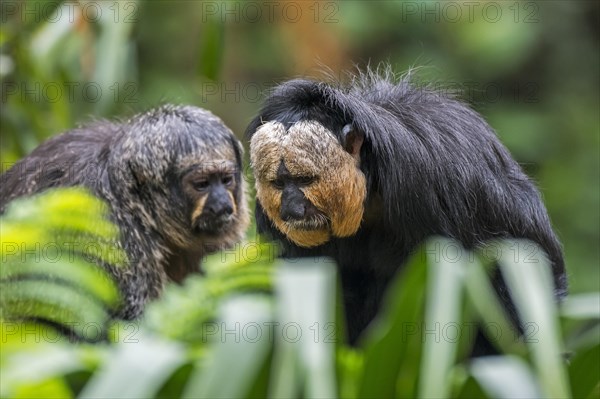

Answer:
[246,69,567,351]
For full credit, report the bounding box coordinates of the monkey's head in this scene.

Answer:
[249,111,367,248]
[111,105,249,250]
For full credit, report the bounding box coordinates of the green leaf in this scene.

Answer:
[1,280,111,339]
[568,343,600,399]
[564,321,600,353]
[497,240,571,398]
[470,356,543,399]
[418,238,465,399]
[463,251,527,355]
[561,293,600,320]
[12,377,73,399]
[142,260,273,342]
[1,343,85,397]
[79,335,186,398]
[1,189,124,338]
[269,259,338,399]
[358,243,428,399]
[155,363,194,398]
[1,188,127,269]
[182,296,273,398]
[337,347,363,399]
[1,259,119,307]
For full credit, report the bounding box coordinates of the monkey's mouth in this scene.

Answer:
[194,215,234,235]
[284,215,329,231]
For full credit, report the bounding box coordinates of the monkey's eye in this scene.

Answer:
[194,180,210,191]
[221,175,234,186]
[271,179,285,190]
[296,176,315,186]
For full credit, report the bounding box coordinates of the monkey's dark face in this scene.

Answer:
[116,105,250,251]
[250,121,367,247]
[181,159,240,237]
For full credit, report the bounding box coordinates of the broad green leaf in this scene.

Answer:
[337,347,363,399]
[463,252,527,355]
[79,335,185,398]
[1,343,84,397]
[155,363,195,398]
[564,321,600,353]
[497,240,571,398]
[269,259,337,399]
[470,356,543,399]
[12,377,73,399]
[358,243,428,399]
[418,238,465,399]
[452,366,488,399]
[182,296,273,399]
[568,343,600,399]
[561,293,600,320]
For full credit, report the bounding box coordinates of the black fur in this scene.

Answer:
[246,69,567,348]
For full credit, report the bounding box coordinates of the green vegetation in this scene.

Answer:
[1,189,599,398]
[0,188,124,340]
[1,1,598,398]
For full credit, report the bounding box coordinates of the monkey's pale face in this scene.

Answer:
[250,121,367,247]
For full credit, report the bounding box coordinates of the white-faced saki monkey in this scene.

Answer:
[245,69,567,354]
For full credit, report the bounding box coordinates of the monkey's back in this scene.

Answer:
[0,121,120,212]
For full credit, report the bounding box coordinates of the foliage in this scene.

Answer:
[0,188,124,341]
[1,189,599,398]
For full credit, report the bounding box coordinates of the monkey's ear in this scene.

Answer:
[342,124,364,159]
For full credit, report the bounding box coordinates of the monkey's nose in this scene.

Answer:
[281,204,305,221]
[205,203,234,217]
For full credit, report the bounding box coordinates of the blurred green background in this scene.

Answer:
[1,0,598,294]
